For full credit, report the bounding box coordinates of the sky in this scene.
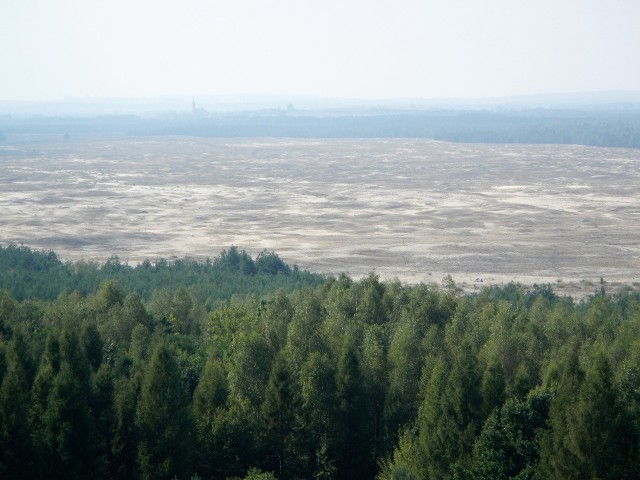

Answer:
[1,0,639,102]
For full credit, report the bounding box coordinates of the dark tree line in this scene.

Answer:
[2,110,640,147]
[2,247,640,479]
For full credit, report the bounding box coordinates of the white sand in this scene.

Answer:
[1,135,639,298]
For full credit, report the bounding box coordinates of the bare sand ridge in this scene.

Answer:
[1,134,639,298]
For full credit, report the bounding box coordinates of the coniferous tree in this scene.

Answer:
[335,334,372,479]
[0,331,35,477]
[6,245,640,479]
[417,341,484,479]
[565,353,638,479]
[538,347,585,479]
[0,343,6,386]
[360,324,389,463]
[29,334,60,478]
[59,324,92,397]
[455,390,549,480]
[81,321,104,372]
[136,342,194,480]
[228,331,272,408]
[93,364,115,478]
[385,316,424,436]
[354,274,386,325]
[193,354,228,424]
[117,292,152,345]
[42,362,103,479]
[204,398,263,479]
[300,351,338,478]
[286,291,325,373]
[262,351,299,479]
[193,354,229,477]
[0,289,18,338]
[111,374,141,480]
[260,290,293,354]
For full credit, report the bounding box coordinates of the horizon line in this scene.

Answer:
[2,89,640,105]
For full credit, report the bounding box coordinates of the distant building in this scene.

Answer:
[192,98,206,117]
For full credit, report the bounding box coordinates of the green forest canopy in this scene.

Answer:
[0,243,323,305]
[1,244,640,479]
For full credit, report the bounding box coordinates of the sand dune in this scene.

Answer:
[2,135,639,297]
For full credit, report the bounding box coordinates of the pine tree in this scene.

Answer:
[354,274,386,325]
[386,316,424,437]
[262,351,299,478]
[335,334,372,479]
[136,342,194,480]
[59,323,92,397]
[462,390,549,480]
[42,362,102,479]
[566,353,638,479]
[111,374,141,480]
[0,331,35,477]
[228,331,272,408]
[193,354,228,425]
[29,334,60,478]
[193,354,228,478]
[538,347,586,479]
[286,291,325,373]
[260,290,293,354]
[93,364,115,478]
[300,351,338,478]
[417,342,484,478]
[81,321,104,372]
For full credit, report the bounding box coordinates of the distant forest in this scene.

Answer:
[1,108,639,147]
[2,244,640,479]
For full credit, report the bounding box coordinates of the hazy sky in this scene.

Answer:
[1,0,639,101]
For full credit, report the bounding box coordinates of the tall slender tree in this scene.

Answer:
[136,342,194,480]
[335,334,373,479]
[0,331,35,477]
[262,351,299,478]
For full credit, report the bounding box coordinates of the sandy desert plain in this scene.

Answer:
[1,134,639,298]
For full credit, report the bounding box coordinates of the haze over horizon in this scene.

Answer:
[2,0,639,104]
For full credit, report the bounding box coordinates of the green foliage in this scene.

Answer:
[0,243,323,303]
[416,343,485,479]
[229,466,278,480]
[228,331,272,408]
[193,354,228,425]
[1,246,640,479]
[111,374,140,480]
[386,315,424,435]
[377,429,420,480]
[286,290,325,372]
[81,321,104,371]
[299,351,338,476]
[457,390,549,480]
[0,332,35,477]
[136,342,194,480]
[335,333,374,479]
[355,274,386,325]
[217,245,259,275]
[256,250,291,275]
[42,362,103,478]
[538,351,639,479]
[261,351,300,478]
